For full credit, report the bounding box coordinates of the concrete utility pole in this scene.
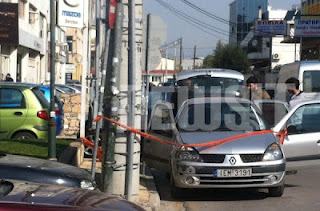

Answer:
[101,1,123,193]
[103,0,142,202]
[126,0,136,201]
[49,0,56,159]
[91,0,114,179]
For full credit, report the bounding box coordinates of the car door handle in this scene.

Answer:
[317,140,320,144]
[14,112,23,116]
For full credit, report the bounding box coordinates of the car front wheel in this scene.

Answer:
[13,132,36,140]
[268,184,284,197]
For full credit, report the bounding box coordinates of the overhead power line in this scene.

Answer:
[180,0,281,37]
[154,0,232,42]
[180,0,236,26]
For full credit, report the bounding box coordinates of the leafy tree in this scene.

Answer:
[203,41,249,72]
[202,55,214,68]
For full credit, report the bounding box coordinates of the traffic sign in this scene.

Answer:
[109,0,117,29]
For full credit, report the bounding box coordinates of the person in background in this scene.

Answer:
[242,76,270,101]
[285,77,306,110]
[5,73,14,82]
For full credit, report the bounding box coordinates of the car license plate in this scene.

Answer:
[214,169,252,178]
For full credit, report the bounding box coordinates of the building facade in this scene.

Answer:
[142,58,175,86]
[66,28,84,82]
[241,6,300,70]
[229,0,268,44]
[0,0,68,84]
[300,0,320,60]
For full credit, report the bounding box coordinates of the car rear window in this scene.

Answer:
[32,87,50,108]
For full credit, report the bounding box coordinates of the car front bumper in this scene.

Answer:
[172,158,285,189]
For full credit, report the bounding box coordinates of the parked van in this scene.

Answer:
[275,60,320,101]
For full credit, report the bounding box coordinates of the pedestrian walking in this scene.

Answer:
[242,76,270,101]
[285,77,306,110]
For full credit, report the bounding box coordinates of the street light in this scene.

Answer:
[49,0,56,159]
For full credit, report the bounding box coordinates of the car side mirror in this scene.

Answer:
[287,125,298,135]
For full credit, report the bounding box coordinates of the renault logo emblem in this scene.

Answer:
[229,157,236,165]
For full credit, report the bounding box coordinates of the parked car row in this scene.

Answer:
[143,96,320,198]
[0,82,87,139]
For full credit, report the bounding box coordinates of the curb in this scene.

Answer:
[139,166,161,211]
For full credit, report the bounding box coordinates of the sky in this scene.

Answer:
[144,0,301,58]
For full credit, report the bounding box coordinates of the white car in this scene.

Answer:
[273,100,320,171]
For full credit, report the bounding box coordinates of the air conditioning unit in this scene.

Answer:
[272,53,280,60]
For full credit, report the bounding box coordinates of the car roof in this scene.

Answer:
[185,97,252,105]
[176,69,244,81]
[0,82,40,89]
[289,99,320,110]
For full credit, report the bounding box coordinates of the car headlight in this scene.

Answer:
[80,179,96,190]
[175,147,201,162]
[262,143,283,161]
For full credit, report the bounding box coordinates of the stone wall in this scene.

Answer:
[57,93,82,139]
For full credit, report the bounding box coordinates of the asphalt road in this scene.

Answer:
[152,167,320,211]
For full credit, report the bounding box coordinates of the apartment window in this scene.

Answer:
[67,36,73,52]
[29,4,37,25]
[18,0,26,19]
[65,73,72,81]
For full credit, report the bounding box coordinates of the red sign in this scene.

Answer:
[108,0,117,29]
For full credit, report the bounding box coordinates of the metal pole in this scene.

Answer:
[125,0,136,201]
[174,45,177,71]
[180,38,183,72]
[294,39,297,61]
[48,0,56,159]
[300,37,302,60]
[165,48,168,82]
[269,36,273,72]
[91,0,111,178]
[91,28,111,178]
[93,0,101,129]
[193,45,196,69]
[143,14,151,133]
[102,2,123,192]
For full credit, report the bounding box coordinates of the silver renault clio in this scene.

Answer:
[143,97,285,197]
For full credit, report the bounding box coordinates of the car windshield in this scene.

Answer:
[177,76,243,96]
[178,102,267,132]
[56,85,76,93]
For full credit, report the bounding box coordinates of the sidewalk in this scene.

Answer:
[79,158,160,211]
[58,141,160,210]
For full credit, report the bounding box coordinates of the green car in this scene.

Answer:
[0,83,49,139]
